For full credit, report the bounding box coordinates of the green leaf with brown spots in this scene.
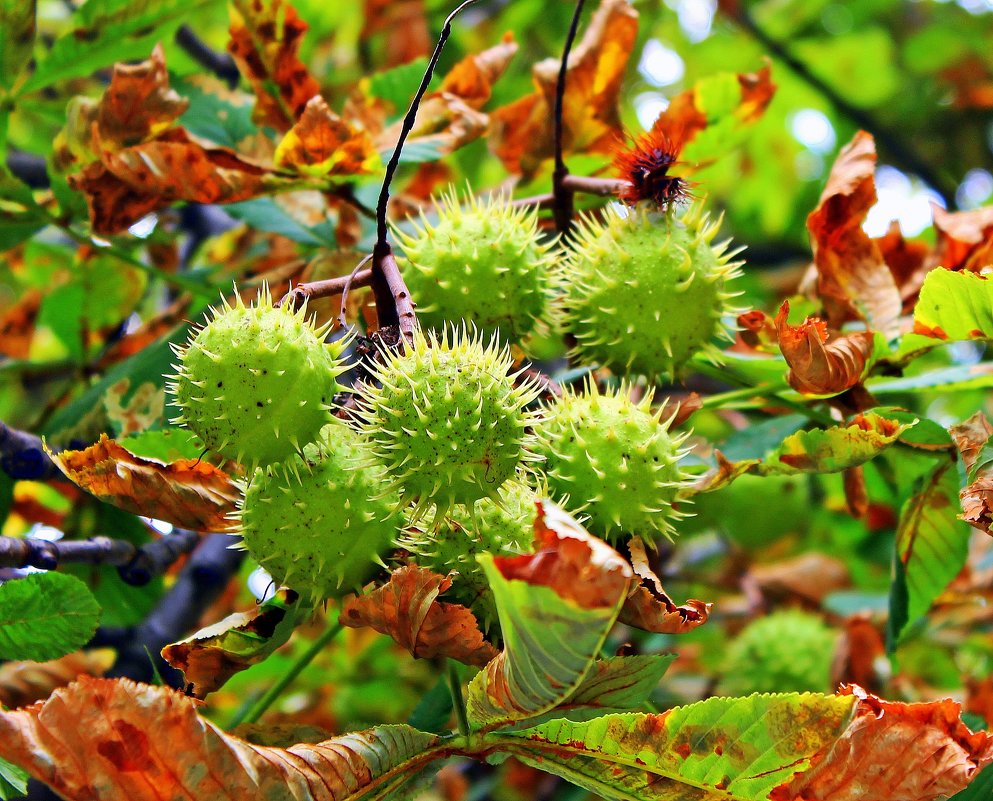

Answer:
[493,693,856,800]
[913,269,993,342]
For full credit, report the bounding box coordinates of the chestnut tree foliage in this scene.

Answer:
[2,1,993,799]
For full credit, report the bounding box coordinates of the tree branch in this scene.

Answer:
[724,6,958,206]
[551,0,587,237]
[0,529,202,585]
[175,25,240,88]
[105,533,245,687]
[0,421,67,482]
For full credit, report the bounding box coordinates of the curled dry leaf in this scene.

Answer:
[750,552,850,605]
[932,204,993,273]
[162,590,301,698]
[831,615,886,695]
[618,536,711,634]
[807,131,902,340]
[489,0,637,175]
[48,434,239,532]
[274,96,378,176]
[0,651,111,710]
[228,0,322,131]
[339,565,498,668]
[951,411,993,534]
[771,684,993,801]
[775,300,874,396]
[874,220,930,309]
[0,676,442,801]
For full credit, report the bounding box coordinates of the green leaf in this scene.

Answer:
[0,171,47,251]
[368,58,429,116]
[0,0,35,94]
[174,74,257,149]
[20,0,221,94]
[888,460,970,647]
[914,269,993,342]
[564,655,674,711]
[0,572,101,661]
[869,364,993,395]
[0,754,27,801]
[949,762,993,800]
[116,428,206,463]
[225,198,333,247]
[465,553,628,731]
[495,694,856,801]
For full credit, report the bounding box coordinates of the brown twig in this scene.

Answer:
[277,267,374,311]
[551,0,587,237]
[562,174,628,196]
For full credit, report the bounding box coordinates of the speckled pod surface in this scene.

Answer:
[167,289,347,468]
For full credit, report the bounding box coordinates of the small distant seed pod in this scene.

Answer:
[236,422,403,603]
[357,326,543,522]
[534,380,693,542]
[395,187,556,345]
[557,203,744,381]
[166,288,348,468]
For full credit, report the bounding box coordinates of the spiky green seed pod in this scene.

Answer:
[358,326,542,521]
[167,289,347,468]
[558,203,744,380]
[401,479,538,625]
[236,423,402,604]
[534,380,693,541]
[718,610,839,696]
[396,188,555,344]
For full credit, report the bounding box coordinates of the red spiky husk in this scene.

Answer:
[613,127,693,209]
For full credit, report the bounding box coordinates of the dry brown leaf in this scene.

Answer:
[0,651,111,710]
[751,552,850,605]
[772,685,993,801]
[361,0,430,67]
[0,288,41,359]
[274,95,378,176]
[617,536,711,634]
[775,300,874,396]
[807,131,903,340]
[495,501,632,609]
[932,204,993,273]
[874,220,930,309]
[49,434,239,532]
[951,411,993,534]
[489,0,637,175]
[0,676,442,801]
[228,0,322,131]
[339,565,498,668]
[831,615,886,695]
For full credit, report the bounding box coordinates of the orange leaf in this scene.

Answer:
[775,300,874,396]
[70,129,270,236]
[275,95,378,176]
[48,434,239,532]
[874,220,930,308]
[228,0,322,131]
[0,676,442,801]
[0,651,111,710]
[932,204,993,273]
[771,685,993,801]
[617,536,711,634]
[489,0,637,175]
[951,411,993,535]
[339,565,498,668]
[437,33,518,110]
[807,131,903,339]
[361,0,430,67]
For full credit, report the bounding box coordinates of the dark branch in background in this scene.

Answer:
[6,149,49,188]
[371,0,481,337]
[0,421,67,482]
[723,6,958,207]
[0,529,201,585]
[174,25,240,88]
[551,0,587,237]
[105,533,245,687]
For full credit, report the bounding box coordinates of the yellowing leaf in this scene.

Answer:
[275,96,379,177]
[489,0,637,175]
[0,676,442,801]
[339,566,498,668]
[914,268,993,341]
[48,434,239,532]
[767,412,913,473]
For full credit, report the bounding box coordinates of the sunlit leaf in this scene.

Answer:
[807,131,902,340]
[0,676,442,801]
[465,502,633,730]
[275,96,379,177]
[0,573,100,662]
[48,434,239,532]
[162,590,305,698]
[914,268,993,341]
[339,565,499,668]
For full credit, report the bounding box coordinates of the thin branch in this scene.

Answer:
[105,533,245,687]
[0,421,66,482]
[551,0,587,237]
[174,25,240,87]
[277,266,374,311]
[562,174,627,196]
[0,529,201,585]
[6,149,48,188]
[724,6,958,207]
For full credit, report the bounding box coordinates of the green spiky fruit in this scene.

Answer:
[402,479,537,623]
[168,290,347,467]
[718,610,839,696]
[558,203,743,380]
[358,327,542,520]
[535,381,692,541]
[237,423,402,603]
[396,189,555,344]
